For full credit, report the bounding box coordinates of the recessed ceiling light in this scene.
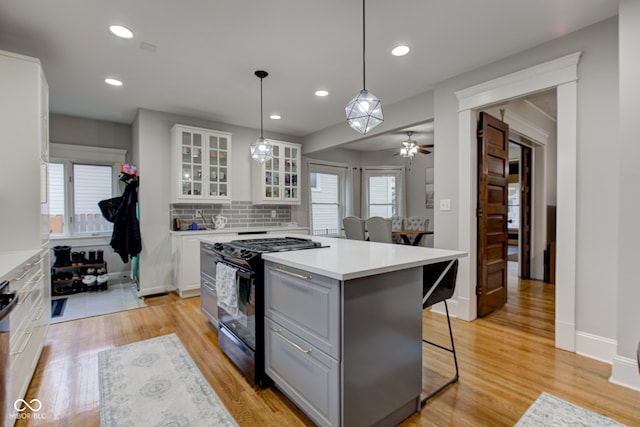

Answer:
[104,78,123,87]
[109,25,134,39]
[270,114,281,120]
[391,45,410,56]
[315,90,329,97]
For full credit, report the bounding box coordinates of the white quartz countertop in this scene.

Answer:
[0,249,41,279]
[198,233,466,281]
[170,225,308,236]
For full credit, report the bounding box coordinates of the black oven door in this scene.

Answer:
[217,260,256,351]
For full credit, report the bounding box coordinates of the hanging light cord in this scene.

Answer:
[260,76,264,138]
[362,0,366,91]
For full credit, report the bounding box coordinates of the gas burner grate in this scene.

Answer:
[229,237,322,252]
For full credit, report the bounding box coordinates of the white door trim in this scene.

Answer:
[454,52,581,352]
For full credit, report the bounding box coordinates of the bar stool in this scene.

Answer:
[421,259,459,406]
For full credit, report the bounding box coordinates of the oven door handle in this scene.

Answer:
[216,259,254,279]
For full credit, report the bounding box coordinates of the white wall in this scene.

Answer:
[50,113,132,162]
[133,108,299,295]
[612,0,640,390]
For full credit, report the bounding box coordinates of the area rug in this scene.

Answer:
[515,392,627,426]
[98,333,238,427]
[51,298,67,318]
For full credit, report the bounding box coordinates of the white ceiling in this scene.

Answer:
[0,0,616,142]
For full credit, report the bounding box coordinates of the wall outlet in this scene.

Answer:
[440,199,452,211]
[271,210,276,218]
[195,209,202,217]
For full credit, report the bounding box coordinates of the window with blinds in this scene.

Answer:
[47,162,114,236]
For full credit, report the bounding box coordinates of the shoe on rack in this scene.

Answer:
[97,274,108,291]
[83,274,97,292]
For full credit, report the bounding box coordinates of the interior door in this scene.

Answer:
[477,112,509,316]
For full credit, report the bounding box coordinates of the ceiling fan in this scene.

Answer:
[395,131,433,157]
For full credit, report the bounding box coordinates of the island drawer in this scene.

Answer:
[265,317,339,427]
[264,261,340,359]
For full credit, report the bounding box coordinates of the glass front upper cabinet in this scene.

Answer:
[172,124,232,204]
[252,140,301,205]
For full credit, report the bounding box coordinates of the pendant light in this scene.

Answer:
[250,70,274,164]
[345,0,383,135]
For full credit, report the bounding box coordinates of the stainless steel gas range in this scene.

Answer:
[205,236,323,387]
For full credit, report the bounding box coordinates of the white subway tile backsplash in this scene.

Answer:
[170,201,291,230]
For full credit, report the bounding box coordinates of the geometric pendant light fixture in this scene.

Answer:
[345,0,383,135]
[250,70,274,164]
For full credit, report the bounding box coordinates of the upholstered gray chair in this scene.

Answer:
[404,216,430,246]
[391,216,404,244]
[343,216,366,240]
[366,216,393,243]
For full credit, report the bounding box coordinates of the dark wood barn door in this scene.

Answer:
[477,112,509,317]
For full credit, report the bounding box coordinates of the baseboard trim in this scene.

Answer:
[555,319,576,352]
[575,331,617,364]
[610,355,640,391]
[136,285,169,297]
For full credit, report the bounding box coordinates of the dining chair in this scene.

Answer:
[366,216,393,243]
[405,216,430,246]
[421,259,459,406]
[343,216,366,240]
[390,215,404,244]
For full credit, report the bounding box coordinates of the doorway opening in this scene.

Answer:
[455,52,580,351]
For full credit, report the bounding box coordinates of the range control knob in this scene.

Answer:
[213,243,224,251]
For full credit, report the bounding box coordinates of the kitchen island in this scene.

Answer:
[198,233,465,427]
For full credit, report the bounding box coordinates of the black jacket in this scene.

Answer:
[110,180,141,263]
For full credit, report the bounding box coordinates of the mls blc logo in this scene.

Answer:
[12,398,46,420]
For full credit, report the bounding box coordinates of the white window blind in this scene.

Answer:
[48,163,65,235]
[73,164,114,233]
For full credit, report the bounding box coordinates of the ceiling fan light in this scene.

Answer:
[346,89,384,135]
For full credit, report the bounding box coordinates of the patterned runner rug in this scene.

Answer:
[98,333,237,427]
[515,392,627,426]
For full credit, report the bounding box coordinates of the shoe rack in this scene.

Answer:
[51,247,108,296]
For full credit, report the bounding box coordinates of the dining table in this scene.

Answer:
[392,230,434,246]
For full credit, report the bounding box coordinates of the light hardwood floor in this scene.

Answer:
[16,268,640,426]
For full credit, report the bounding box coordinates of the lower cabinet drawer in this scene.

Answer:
[265,317,339,427]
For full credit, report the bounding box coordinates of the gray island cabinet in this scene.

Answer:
[262,236,465,427]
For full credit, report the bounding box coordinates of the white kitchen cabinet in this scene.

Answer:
[251,140,301,205]
[2,249,50,426]
[0,50,50,251]
[171,232,236,298]
[171,124,232,204]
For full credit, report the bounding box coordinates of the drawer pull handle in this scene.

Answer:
[28,272,45,285]
[11,269,30,282]
[31,257,45,266]
[17,290,31,305]
[33,304,45,321]
[276,266,312,281]
[11,331,33,355]
[276,330,312,354]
